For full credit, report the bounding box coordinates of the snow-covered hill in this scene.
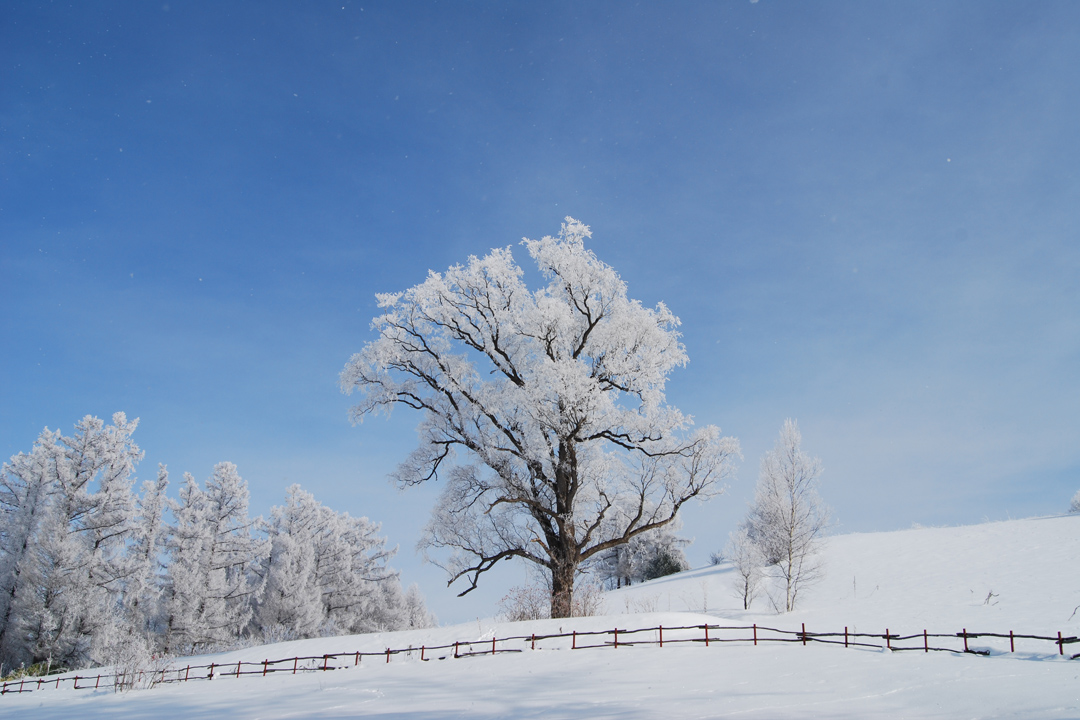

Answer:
[608,513,1080,634]
[5,515,1079,718]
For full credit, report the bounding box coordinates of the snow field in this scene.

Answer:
[4,514,1079,718]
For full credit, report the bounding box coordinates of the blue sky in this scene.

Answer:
[3,1,1078,623]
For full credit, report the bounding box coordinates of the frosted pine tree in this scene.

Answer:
[162,472,209,653]
[122,464,170,637]
[256,485,324,639]
[0,431,60,669]
[163,463,266,653]
[5,414,143,669]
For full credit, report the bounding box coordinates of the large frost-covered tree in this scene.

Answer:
[341,218,739,617]
[743,419,830,612]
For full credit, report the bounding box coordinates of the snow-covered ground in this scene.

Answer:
[5,514,1079,718]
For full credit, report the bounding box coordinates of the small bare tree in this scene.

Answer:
[725,526,763,610]
[744,419,829,612]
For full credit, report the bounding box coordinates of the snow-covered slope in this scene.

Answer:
[608,513,1080,635]
[5,515,1079,718]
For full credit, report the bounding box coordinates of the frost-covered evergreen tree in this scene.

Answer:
[1070,488,1080,513]
[162,463,266,653]
[256,484,433,637]
[0,432,58,669]
[122,464,170,636]
[256,485,331,639]
[0,413,142,669]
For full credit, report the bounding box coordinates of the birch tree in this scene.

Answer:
[341,218,739,617]
[744,419,830,612]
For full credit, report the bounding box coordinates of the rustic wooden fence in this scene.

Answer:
[3,622,1076,696]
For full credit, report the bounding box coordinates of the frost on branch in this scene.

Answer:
[342,218,740,617]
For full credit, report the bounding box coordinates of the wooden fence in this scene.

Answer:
[3,622,1077,696]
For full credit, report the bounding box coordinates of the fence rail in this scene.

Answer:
[3,622,1077,696]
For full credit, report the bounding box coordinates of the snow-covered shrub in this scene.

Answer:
[497,584,551,622]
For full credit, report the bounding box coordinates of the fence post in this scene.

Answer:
[323,655,329,671]
[531,634,536,650]
[421,645,425,661]
[753,624,758,646]
[493,637,497,655]
[844,627,848,648]
[386,648,391,663]
[885,629,890,650]
[923,630,928,653]
[962,629,968,653]
[236,661,242,679]
[454,642,459,659]
[614,628,619,649]
[1009,631,1014,653]
[1059,632,1064,656]
[572,631,576,650]
[262,660,268,677]
[74,675,79,690]
[659,626,663,648]
[704,625,708,647]
[185,665,190,682]
[356,651,360,666]
[292,658,298,675]
[802,623,807,646]
[209,663,215,680]
[96,675,101,689]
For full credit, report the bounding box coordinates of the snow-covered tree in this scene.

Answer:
[0,414,143,669]
[256,484,433,639]
[256,486,324,639]
[341,218,739,618]
[743,419,830,612]
[121,464,170,636]
[0,431,59,669]
[1070,488,1080,513]
[162,463,265,653]
[592,520,689,589]
[725,525,764,610]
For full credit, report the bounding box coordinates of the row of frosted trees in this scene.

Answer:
[0,413,432,675]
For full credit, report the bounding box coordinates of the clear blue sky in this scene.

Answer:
[3,1,1078,623]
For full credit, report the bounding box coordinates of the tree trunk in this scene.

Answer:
[549,561,576,619]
